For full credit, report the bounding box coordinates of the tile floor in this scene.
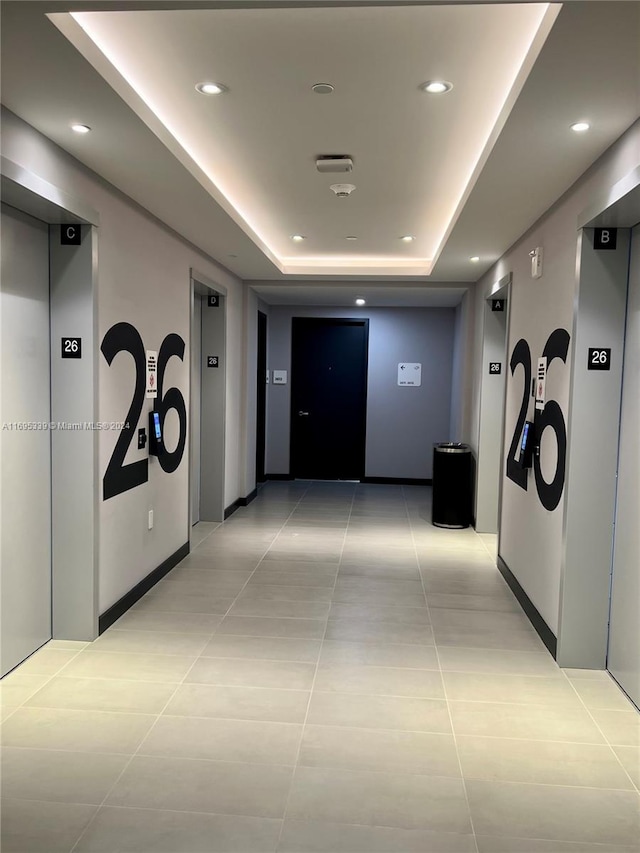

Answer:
[1,481,639,853]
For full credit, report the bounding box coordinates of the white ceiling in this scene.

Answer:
[1,1,639,303]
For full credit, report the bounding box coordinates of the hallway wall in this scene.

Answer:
[1,108,246,617]
[265,305,456,479]
[470,118,640,638]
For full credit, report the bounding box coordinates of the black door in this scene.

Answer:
[256,311,267,483]
[290,317,368,479]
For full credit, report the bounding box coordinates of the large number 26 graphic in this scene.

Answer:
[101,322,187,500]
[506,328,570,511]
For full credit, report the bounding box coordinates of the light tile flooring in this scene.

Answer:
[1,481,639,853]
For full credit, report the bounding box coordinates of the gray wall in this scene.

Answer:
[265,305,455,479]
[50,224,98,639]
[475,287,508,533]
[559,228,630,665]
[469,118,640,642]
[1,108,246,618]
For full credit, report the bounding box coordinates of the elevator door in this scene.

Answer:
[607,223,640,709]
[1,205,52,676]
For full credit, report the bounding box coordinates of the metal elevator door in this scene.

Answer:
[1,204,52,676]
[607,222,640,709]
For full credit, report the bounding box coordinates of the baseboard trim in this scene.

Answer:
[265,473,294,481]
[224,501,240,519]
[497,554,557,658]
[239,488,258,507]
[362,476,433,486]
[98,541,189,634]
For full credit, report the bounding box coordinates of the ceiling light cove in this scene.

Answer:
[470,256,480,262]
[71,123,91,133]
[401,235,415,242]
[291,234,306,242]
[60,4,560,277]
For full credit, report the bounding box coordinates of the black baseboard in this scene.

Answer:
[265,473,294,481]
[98,541,190,634]
[224,500,240,520]
[362,476,433,486]
[239,488,258,507]
[497,554,557,658]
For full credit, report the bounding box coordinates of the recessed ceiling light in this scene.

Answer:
[421,81,453,95]
[312,83,334,95]
[570,121,590,133]
[400,235,415,242]
[195,82,228,95]
[291,234,306,242]
[345,236,358,241]
[470,256,480,263]
[71,124,91,134]
[355,298,366,306]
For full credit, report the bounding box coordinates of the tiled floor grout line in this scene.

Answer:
[404,484,480,853]
[562,673,640,794]
[69,486,314,853]
[273,482,357,852]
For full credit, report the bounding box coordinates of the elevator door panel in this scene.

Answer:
[608,223,640,709]
[1,205,52,676]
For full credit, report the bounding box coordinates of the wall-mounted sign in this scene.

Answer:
[594,228,617,250]
[61,337,81,359]
[207,356,219,368]
[146,350,157,398]
[60,225,81,245]
[398,363,422,386]
[207,294,220,307]
[587,348,611,371]
[273,370,287,385]
[491,299,505,312]
[535,356,547,411]
[489,362,502,374]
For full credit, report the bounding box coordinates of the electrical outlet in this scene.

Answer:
[148,510,153,530]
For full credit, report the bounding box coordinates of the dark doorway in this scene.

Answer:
[290,317,368,479]
[256,310,267,483]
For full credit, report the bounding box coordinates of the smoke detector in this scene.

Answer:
[330,183,356,198]
[316,155,353,173]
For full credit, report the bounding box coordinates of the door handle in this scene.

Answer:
[298,411,309,417]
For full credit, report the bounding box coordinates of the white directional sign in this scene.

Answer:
[398,363,422,387]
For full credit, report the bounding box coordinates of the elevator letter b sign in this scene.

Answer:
[594,228,617,250]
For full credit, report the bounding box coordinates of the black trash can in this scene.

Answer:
[432,443,472,529]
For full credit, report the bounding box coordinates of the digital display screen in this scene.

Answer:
[153,412,162,441]
[520,422,530,453]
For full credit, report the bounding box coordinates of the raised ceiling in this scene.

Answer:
[1,1,639,294]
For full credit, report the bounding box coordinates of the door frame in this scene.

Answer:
[289,316,369,480]
[476,273,511,534]
[256,310,267,483]
[190,270,227,527]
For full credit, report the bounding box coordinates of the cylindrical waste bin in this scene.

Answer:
[432,443,472,529]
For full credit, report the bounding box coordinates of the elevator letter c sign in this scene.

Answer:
[60,224,82,245]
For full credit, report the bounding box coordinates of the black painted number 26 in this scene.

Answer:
[506,328,570,511]
[101,322,187,500]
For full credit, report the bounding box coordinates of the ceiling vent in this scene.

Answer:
[316,155,353,173]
